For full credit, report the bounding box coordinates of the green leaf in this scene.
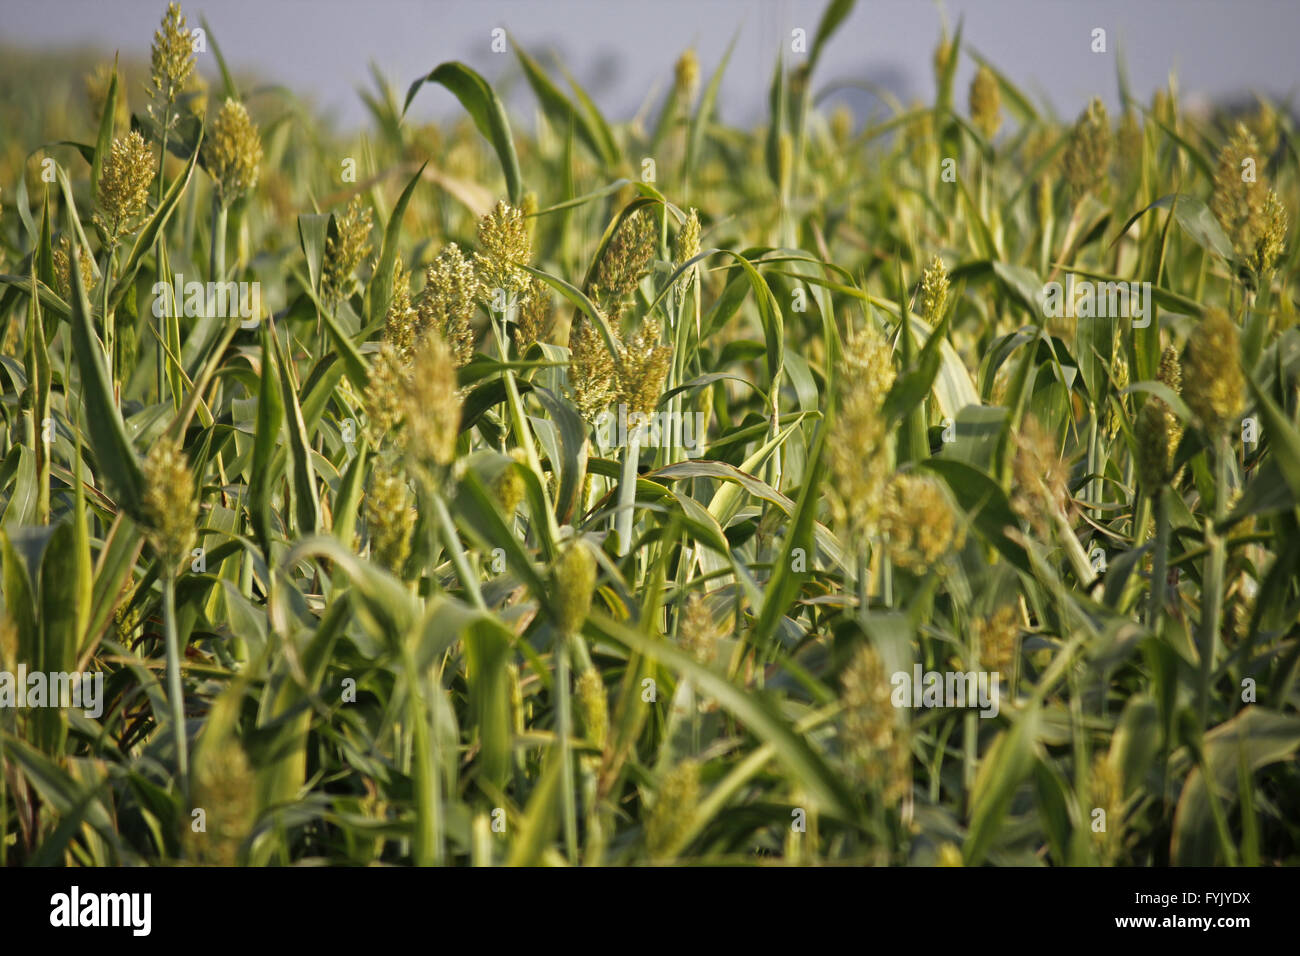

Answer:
[250,325,285,555]
[403,62,522,205]
[1172,707,1300,864]
[367,161,426,327]
[272,331,320,537]
[586,611,861,823]
[964,704,1040,865]
[90,58,119,196]
[66,223,144,516]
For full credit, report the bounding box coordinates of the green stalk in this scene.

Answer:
[210,200,227,282]
[162,572,189,795]
[556,634,578,861]
[496,299,561,550]
[1197,435,1230,728]
[155,108,171,402]
[102,244,116,404]
[1147,487,1169,630]
[406,645,442,865]
[615,429,641,558]
[429,486,486,611]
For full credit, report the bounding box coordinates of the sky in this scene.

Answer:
[3,0,1298,131]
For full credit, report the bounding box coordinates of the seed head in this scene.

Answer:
[53,236,97,300]
[365,461,411,573]
[1136,399,1173,492]
[590,210,656,319]
[382,259,418,358]
[829,324,894,537]
[831,105,854,144]
[1158,344,1182,395]
[674,49,700,103]
[1090,752,1124,864]
[932,34,954,83]
[674,207,701,264]
[1248,190,1287,281]
[1106,353,1130,435]
[149,2,195,120]
[493,449,527,517]
[553,538,597,636]
[1154,344,1184,475]
[840,644,909,802]
[187,737,254,866]
[673,208,701,308]
[1184,308,1243,437]
[204,99,262,208]
[568,314,620,421]
[365,341,408,448]
[646,759,700,861]
[141,435,197,568]
[921,255,949,323]
[321,196,373,308]
[416,242,480,366]
[973,604,1020,680]
[514,275,553,355]
[1210,124,1287,284]
[576,669,608,751]
[937,843,964,867]
[969,65,1002,141]
[0,612,17,673]
[1010,415,1069,534]
[96,130,154,241]
[881,473,965,573]
[841,322,896,402]
[401,333,462,469]
[475,201,531,298]
[1250,99,1280,157]
[678,592,723,665]
[617,317,673,416]
[1062,98,1112,198]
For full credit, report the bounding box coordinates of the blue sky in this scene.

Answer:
[5,1,1297,130]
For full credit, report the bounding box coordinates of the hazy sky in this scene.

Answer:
[4,1,1297,130]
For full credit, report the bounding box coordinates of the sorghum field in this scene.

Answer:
[1,0,1298,868]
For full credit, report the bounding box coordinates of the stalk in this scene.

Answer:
[406,645,442,865]
[1197,435,1230,728]
[428,484,485,611]
[102,245,117,404]
[615,429,641,558]
[555,634,578,861]
[210,199,227,282]
[155,107,171,401]
[162,572,189,794]
[1147,487,1169,630]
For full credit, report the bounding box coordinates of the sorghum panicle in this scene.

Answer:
[96,130,154,240]
[205,98,263,208]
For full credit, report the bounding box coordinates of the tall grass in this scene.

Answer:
[0,1,1298,866]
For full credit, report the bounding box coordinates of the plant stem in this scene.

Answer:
[1147,487,1170,630]
[1197,435,1230,728]
[210,199,227,282]
[162,572,189,795]
[156,109,171,402]
[556,633,578,861]
[429,485,486,611]
[615,428,641,558]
